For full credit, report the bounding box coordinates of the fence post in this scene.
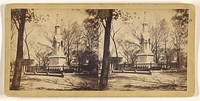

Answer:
[63,64,64,72]
[47,66,49,76]
[136,61,137,71]
[150,62,152,69]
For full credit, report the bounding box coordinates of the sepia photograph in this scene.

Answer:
[4,4,195,96]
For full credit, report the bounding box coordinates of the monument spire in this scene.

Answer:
[143,11,146,21]
[137,16,154,64]
[142,11,148,32]
[56,14,58,25]
[48,13,68,71]
[55,14,60,35]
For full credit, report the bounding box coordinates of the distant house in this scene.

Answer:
[110,57,123,70]
[10,59,34,75]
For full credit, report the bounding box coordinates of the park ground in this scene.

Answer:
[17,71,187,91]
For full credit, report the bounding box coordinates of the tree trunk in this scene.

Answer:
[177,49,180,69]
[176,36,180,70]
[155,43,158,63]
[76,43,81,72]
[111,37,119,69]
[67,40,71,66]
[25,38,30,60]
[164,41,169,68]
[99,10,113,90]
[24,38,30,72]
[10,9,27,90]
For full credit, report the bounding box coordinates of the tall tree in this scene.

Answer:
[32,43,52,67]
[151,19,169,63]
[98,9,113,90]
[171,9,189,69]
[85,9,131,90]
[83,13,101,76]
[23,17,40,61]
[10,9,28,90]
[23,25,36,61]
[118,40,140,64]
[62,22,82,66]
[110,23,122,69]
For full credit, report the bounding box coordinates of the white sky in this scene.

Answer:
[99,9,176,61]
[10,9,177,62]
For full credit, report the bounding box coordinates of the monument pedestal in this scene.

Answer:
[47,23,68,72]
[48,55,68,72]
[136,21,156,69]
[136,53,154,64]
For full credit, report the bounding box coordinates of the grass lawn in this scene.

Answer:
[108,72,187,91]
[17,71,187,91]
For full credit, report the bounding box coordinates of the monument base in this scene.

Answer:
[136,53,154,64]
[48,55,68,72]
[137,53,156,65]
[136,53,157,71]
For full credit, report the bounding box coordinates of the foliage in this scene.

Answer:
[172,9,189,40]
[11,9,35,30]
[10,9,28,90]
[83,16,100,51]
[171,9,189,69]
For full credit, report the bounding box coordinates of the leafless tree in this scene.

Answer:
[110,23,122,69]
[118,40,140,64]
[151,19,169,63]
[62,22,83,66]
[10,9,28,90]
[32,43,52,67]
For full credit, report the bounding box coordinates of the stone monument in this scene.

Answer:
[48,23,68,71]
[136,22,155,64]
